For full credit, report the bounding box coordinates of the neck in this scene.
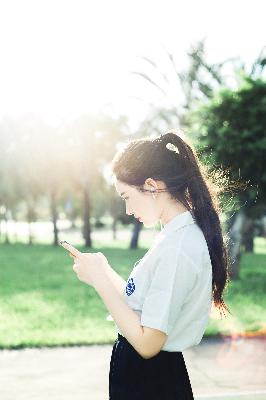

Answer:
[160,204,188,227]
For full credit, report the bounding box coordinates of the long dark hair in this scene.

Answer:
[111,129,233,318]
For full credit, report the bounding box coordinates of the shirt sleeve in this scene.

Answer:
[140,245,198,335]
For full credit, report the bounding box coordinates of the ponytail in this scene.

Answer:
[158,130,232,318]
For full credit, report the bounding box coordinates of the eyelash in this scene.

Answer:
[122,197,129,201]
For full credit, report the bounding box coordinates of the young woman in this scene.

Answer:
[65,129,231,399]
[108,129,231,399]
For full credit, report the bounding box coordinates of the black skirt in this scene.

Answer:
[109,333,194,399]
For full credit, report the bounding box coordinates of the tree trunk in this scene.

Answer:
[242,217,255,252]
[28,221,33,245]
[71,219,76,229]
[4,209,10,244]
[13,218,18,243]
[227,209,246,279]
[50,191,59,246]
[26,202,34,245]
[112,217,117,240]
[83,188,92,248]
[130,220,142,249]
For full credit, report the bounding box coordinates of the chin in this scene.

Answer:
[142,220,152,228]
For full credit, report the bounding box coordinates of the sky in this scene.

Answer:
[0,0,265,131]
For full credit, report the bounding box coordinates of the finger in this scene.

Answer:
[73,264,78,273]
[60,241,82,258]
[69,252,75,258]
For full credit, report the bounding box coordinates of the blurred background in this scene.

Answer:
[0,0,266,400]
[0,0,265,398]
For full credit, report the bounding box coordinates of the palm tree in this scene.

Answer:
[130,38,262,131]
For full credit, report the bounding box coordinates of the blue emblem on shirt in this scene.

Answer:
[126,277,135,296]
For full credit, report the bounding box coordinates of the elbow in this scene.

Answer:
[134,345,152,360]
[134,344,157,360]
[137,327,167,360]
[139,349,160,360]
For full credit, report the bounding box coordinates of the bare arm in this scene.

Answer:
[105,263,127,299]
[61,242,165,359]
[94,273,167,359]
[94,274,147,357]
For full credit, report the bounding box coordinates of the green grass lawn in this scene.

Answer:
[0,237,265,349]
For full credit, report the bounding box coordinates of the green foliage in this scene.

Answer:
[187,76,266,215]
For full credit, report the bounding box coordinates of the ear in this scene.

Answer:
[144,177,157,189]
[145,178,165,192]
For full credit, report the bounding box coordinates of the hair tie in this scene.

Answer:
[165,142,180,155]
[153,133,181,155]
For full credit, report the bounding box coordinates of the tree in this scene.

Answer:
[62,112,129,247]
[0,118,27,244]
[187,76,266,278]
[132,41,265,269]
[132,39,240,136]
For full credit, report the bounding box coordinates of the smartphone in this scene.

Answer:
[59,240,71,246]
[59,240,76,257]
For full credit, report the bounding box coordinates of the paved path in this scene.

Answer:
[0,336,265,400]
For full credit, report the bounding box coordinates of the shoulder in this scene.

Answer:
[154,225,209,272]
[152,242,197,276]
[158,224,208,260]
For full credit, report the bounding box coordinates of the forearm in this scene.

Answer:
[94,275,146,358]
[105,264,127,299]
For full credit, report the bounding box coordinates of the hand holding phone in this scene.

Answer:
[59,240,107,286]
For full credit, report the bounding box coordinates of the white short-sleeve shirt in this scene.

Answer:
[114,210,213,352]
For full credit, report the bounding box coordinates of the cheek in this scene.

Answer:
[135,197,152,211]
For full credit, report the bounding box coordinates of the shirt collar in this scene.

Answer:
[156,210,196,238]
